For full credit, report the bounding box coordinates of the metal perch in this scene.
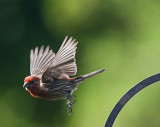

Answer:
[105,73,160,127]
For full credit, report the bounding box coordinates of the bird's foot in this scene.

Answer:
[67,94,77,115]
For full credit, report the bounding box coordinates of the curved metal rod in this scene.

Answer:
[105,73,160,127]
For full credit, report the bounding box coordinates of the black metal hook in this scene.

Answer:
[105,73,160,127]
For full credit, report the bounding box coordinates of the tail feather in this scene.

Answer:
[82,69,105,79]
[74,69,105,83]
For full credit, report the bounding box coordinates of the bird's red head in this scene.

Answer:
[23,76,40,90]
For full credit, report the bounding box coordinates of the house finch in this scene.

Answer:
[23,36,105,114]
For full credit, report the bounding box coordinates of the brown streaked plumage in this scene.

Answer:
[23,36,105,114]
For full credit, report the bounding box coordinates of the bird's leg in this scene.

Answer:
[67,92,77,115]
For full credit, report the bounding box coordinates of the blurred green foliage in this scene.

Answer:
[1,0,160,127]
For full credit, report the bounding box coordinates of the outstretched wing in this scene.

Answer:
[42,36,78,82]
[30,46,55,78]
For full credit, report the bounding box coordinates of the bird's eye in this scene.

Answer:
[30,81,34,84]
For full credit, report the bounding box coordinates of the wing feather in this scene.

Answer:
[35,46,44,69]
[42,36,78,81]
[34,46,44,70]
[30,46,55,78]
[36,46,50,69]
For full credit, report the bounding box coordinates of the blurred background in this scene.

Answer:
[1,0,160,127]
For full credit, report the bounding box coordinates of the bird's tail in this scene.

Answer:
[74,69,105,83]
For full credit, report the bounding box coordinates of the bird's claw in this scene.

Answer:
[68,107,72,115]
[73,95,76,98]
[67,94,77,115]
[67,100,73,115]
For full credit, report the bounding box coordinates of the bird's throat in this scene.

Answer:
[27,88,40,98]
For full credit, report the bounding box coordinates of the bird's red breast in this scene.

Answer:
[27,86,50,99]
[27,89,40,98]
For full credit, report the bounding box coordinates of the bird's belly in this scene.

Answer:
[43,81,77,100]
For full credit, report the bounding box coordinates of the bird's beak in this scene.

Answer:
[23,82,30,90]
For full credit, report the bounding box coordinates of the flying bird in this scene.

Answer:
[23,36,105,114]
